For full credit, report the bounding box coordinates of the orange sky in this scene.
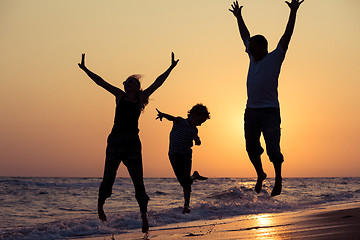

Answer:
[1,0,360,177]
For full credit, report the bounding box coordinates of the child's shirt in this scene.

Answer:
[169,117,198,155]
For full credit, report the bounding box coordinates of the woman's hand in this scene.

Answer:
[285,0,304,12]
[78,53,86,70]
[170,52,179,68]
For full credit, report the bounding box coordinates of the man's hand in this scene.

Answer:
[279,0,303,50]
[78,53,86,70]
[285,0,304,11]
[229,1,243,18]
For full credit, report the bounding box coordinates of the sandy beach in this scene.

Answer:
[74,202,360,240]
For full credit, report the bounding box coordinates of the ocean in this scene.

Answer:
[1,177,359,239]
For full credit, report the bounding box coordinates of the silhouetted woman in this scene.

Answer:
[78,52,179,233]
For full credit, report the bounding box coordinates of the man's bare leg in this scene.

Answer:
[255,172,267,194]
[271,162,282,196]
[250,155,267,193]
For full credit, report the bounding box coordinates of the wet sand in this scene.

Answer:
[75,202,360,240]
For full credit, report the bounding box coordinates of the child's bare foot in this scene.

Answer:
[271,177,282,197]
[98,204,107,221]
[183,205,191,214]
[141,213,149,233]
[192,171,208,181]
[255,172,267,193]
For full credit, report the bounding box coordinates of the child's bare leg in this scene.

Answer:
[183,189,191,213]
[192,171,208,180]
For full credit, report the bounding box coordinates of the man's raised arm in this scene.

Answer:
[229,1,250,46]
[279,0,304,51]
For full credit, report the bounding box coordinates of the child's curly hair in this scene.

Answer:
[188,104,210,119]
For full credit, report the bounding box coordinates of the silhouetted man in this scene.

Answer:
[230,0,303,196]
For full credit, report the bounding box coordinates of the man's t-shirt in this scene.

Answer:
[246,42,286,109]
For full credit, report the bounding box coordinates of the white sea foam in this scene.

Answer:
[1,177,359,239]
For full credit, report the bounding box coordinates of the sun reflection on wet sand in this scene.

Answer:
[254,214,281,240]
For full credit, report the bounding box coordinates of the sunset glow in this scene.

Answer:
[1,0,359,177]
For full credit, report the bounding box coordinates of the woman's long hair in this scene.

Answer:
[126,74,149,111]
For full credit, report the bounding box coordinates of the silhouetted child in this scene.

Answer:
[78,52,178,233]
[156,104,210,213]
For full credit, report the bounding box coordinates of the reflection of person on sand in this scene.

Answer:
[156,105,210,213]
[78,52,179,233]
[229,0,303,196]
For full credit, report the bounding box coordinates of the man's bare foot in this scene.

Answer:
[98,204,107,221]
[183,205,191,214]
[192,171,208,181]
[255,172,267,194]
[141,213,149,233]
[271,177,282,197]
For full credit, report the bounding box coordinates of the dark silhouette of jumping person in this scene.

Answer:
[156,104,210,213]
[229,0,303,196]
[78,52,179,232]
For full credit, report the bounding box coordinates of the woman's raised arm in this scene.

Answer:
[78,53,124,97]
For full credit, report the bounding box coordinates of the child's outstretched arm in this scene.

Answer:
[156,108,177,122]
[194,134,201,146]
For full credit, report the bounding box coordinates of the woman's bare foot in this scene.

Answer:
[98,204,107,221]
[271,177,282,197]
[183,205,191,214]
[255,172,267,193]
[141,213,149,233]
